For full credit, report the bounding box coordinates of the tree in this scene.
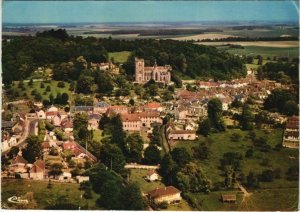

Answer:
[231,98,243,108]
[97,180,123,210]
[264,89,297,115]
[61,93,69,105]
[240,104,254,130]
[220,152,243,171]
[129,98,135,106]
[283,100,298,116]
[144,144,161,165]
[76,75,94,94]
[46,85,51,92]
[150,124,163,146]
[193,142,210,160]
[8,146,20,159]
[246,171,259,188]
[100,143,126,173]
[176,162,211,193]
[110,115,126,149]
[207,98,225,131]
[171,147,192,167]
[57,81,65,88]
[49,163,63,178]
[95,71,114,94]
[159,154,178,185]
[286,166,299,181]
[121,183,145,210]
[257,55,263,65]
[124,133,144,163]
[197,119,211,136]
[22,135,42,163]
[260,169,274,182]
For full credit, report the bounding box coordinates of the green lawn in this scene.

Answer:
[173,128,299,189]
[11,80,71,102]
[129,169,165,193]
[108,51,131,63]
[224,46,299,58]
[187,188,298,211]
[1,179,100,209]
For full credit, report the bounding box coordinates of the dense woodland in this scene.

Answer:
[2,29,247,85]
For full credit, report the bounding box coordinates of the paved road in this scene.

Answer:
[16,119,38,149]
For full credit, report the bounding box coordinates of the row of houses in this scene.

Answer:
[282,116,299,149]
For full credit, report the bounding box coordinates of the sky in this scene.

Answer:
[3,1,299,24]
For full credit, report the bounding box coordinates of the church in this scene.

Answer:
[134,58,172,84]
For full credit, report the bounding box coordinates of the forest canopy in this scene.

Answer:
[2,29,246,85]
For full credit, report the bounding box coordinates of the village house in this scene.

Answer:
[146,170,159,182]
[2,133,18,152]
[36,110,46,119]
[144,102,163,112]
[167,129,197,141]
[134,58,172,85]
[93,101,110,114]
[121,113,142,131]
[221,194,237,203]
[148,186,182,204]
[46,111,59,120]
[52,114,62,127]
[47,106,59,112]
[9,155,28,174]
[138,111,163,128]
[61,118,73,133]
[76,176,90,183]
[29,160,46,180]
[72,106,94,114]
[88,114,101,130]
[282,116,299,149]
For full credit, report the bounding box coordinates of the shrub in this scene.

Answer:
[57,81,65,88]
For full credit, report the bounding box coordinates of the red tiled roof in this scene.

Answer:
[138,111,160,118]
[63,141,77,150]
[122,113,141,122]
[145,102,161,109]
[46,111,59,117]
[146,170,157,176]
[11,155,28,165]
[148,186,181,199]
[41,142,50,149]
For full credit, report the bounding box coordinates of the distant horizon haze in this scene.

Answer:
[3,1,299,24]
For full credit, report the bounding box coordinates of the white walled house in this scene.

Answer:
[167,130,196,141]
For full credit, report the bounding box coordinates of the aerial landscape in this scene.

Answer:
[1,1,299,211]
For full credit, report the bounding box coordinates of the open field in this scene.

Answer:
[108,51,131,63]
[217,46,299,58]
[198,41,299,48]
[188,188,298,211]
[172,33,238,41]
[10,80,71,102]
[1,179,100,209]
[173,128,299,188]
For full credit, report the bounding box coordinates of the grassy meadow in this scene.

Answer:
[1,179,100,209]
[172,128,299,210]
[108,51,131,63]
[10,80,71,102]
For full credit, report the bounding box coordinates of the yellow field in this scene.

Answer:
[197,41,299,48]
[172,33,238,41]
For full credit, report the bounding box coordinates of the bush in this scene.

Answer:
[57,81,65,88]
[46,86,51,92]
[260,169,274,182]
[40,82,45,88]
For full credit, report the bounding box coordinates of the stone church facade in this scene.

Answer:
[134,58,172,84]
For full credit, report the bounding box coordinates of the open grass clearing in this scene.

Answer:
[1,179,100,209]
[108,51,131,63]
[11,80,71,102]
